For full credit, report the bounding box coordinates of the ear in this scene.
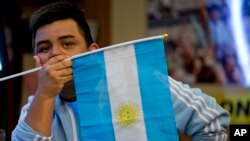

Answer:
[88,43,99,51]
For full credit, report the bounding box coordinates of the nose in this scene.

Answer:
[50,45,63,57]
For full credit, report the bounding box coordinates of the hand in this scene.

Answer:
[34,55,73,99]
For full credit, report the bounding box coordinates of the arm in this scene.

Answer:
[24,55,72,136]
[169,77,230,141]
[11,96,53,141]
[12,55,72,140]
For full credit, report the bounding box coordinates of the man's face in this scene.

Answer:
[33,18,90,100]
[34,18,88,64]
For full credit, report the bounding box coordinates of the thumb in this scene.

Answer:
[33,55,42,67]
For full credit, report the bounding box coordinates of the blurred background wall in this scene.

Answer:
[0,0,250,140]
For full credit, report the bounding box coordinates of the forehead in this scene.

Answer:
[35,19,83,43]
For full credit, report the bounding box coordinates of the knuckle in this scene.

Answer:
[68,75,73,80]
[64,60,72,66]
[68,68,72,73]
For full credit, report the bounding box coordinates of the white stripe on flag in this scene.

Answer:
[104,44,148,141]
[72,37,179,141]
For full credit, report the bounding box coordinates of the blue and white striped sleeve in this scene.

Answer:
[169,77,230,141]
[11,96,52,141]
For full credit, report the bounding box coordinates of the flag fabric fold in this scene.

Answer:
[72,36,179,141]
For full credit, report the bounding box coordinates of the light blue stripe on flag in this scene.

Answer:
[73,52,115,140]
[72,37,179,141]
[135,39,179,140]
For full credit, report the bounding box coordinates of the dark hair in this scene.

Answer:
[29,1,93,50]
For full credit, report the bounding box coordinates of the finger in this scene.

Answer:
[47,55,70,65]
[57,68,73,77]
[33,55,42,67]
[60,75,73,84]
[52,59,72,71]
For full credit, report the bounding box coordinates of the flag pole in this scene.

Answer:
[71,34,167,60]
[0,34,168,82]
[0,66,42,82]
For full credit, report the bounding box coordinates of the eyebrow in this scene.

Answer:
[35,35,76,47]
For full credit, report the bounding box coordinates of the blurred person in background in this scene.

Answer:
[207,4,233,63]
[221,54,244,85]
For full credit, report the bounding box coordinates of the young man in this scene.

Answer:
[12,1,230,141]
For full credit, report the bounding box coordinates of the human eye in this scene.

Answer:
[36,44,51,53]
[63,41,74,49]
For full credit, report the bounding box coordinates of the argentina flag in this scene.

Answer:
[72,35,179,141]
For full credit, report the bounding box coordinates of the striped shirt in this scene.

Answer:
[12,76,230,141]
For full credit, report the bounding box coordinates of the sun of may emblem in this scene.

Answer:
[114,101,141,129]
